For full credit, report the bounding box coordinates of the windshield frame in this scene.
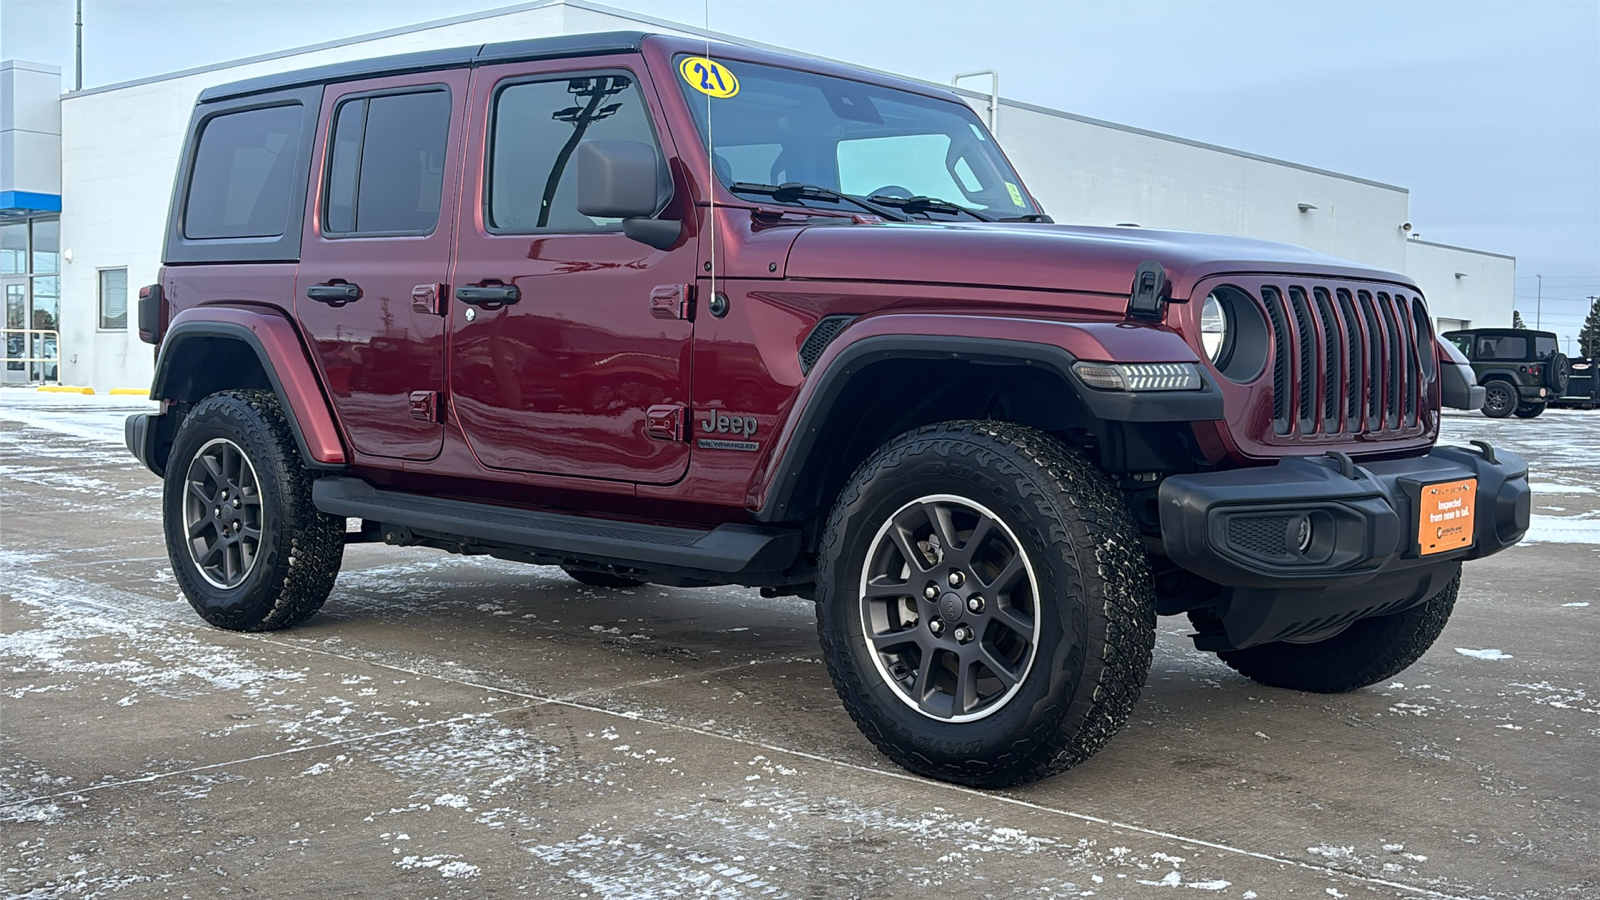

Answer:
[659,44,1042,221]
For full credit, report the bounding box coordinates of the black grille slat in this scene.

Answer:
[1357,290,1385,427]
[1288,287,1316,433]
[1261,286,1292,434]
[1227,516,1291,558]
[1313,288,1341,429]
[1376,292,1402,429]
[1336,289,1363,425]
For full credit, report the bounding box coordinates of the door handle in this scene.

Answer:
[306,281,362,306]
[454,282,521,308]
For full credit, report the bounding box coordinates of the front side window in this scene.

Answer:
[185,104,304,239]
[487,73,658,232]
[323,89,452,235]
[678,58,1039,221]
[99,268,128,330]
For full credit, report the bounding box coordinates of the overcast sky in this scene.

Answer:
[4,0,1597,343]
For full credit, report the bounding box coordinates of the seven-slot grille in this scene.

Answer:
[1257,283,1430,438]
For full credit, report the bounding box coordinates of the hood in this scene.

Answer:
[783,222,1414,300]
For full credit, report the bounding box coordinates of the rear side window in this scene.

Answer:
[324,89,452,235]
[184,105,304,239]
[487,74,657,232]
[1476,335,1528,360]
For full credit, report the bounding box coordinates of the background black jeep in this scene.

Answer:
[1444,328,1570,418]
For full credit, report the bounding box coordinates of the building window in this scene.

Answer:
[2,216,62,382]
[99,268,128,330]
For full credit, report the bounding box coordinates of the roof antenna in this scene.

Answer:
[704,0,716,305]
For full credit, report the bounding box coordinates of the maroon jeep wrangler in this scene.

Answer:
[126,32,1528,787]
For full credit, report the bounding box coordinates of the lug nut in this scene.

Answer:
[947,571,965,588]
[928,619,945,636]
[924,584,939,600]
[967,595,985,614]
[233,498,242,508]
[953,625,974,644]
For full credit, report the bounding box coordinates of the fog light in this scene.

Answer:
[1292,515,1313,554]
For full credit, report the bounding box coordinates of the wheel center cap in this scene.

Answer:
[938,592,964,622]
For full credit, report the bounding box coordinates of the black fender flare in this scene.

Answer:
[751,333,1223,522]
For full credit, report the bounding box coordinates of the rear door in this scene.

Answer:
[447,56,697,484]
[295,70,468,461]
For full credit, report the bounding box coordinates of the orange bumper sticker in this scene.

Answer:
[1418,478,1477,556]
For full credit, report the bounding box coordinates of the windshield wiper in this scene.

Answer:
[866,194,995,222]
[727,182,912,222]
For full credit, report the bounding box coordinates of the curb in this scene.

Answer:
[37,385,95,395]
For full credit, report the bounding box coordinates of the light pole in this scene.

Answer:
[74,1,83,92]
[1535,274,1542,331]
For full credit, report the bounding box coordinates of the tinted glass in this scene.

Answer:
[185,105,304,239]
[1,222,26,274]
[1476,335,1528,360]
[324,99,366,234]
[679,58,1039,218]
[30,218,58,273]
[489,74,656,232]
[1534,335,1559,358]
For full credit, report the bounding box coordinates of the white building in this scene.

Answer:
[3,0,1514,391]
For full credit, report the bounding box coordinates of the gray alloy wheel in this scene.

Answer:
[1482,380,1515,418]
[858,493,1039,722]
[182,437,265,589]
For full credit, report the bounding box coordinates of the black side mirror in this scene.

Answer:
[576,140,681,249]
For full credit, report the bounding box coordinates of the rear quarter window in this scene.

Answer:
[184,104,304,240]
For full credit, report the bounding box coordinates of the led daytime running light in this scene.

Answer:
[1073,362,1203,392]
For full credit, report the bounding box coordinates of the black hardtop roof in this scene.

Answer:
[198,30,653,103]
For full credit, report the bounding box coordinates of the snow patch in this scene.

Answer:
[1455,648,1513,660]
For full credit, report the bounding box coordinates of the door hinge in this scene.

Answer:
[650,283,694,320]
[409,390,443,423]
[645,404,686,442]
[412,283,446,316]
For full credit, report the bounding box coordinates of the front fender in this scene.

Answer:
[152,305,346,467]
[748,314,1222,519]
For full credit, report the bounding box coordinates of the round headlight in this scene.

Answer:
[1199,291,1230,363]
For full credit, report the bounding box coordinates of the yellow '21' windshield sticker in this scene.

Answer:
[680,57,740,98]
[1005,182,1026,208]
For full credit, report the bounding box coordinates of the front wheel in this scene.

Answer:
[816,421,1157,788]
[163,390,344,631]
[1514,401,1546,418]
[1482,381,1516,418]
[1206,569,1460,693]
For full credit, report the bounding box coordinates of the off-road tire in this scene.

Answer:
[163,390,344,631]
[1208,569,1460,693]
[1482,380,1516,418]
[816,420,1157,788]
[1514,401,1546,419]
[1544,352,1570,394]
[561,567,645,589]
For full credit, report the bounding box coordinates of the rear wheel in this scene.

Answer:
[1482,380,1516,418]
[1205,570,1459,693]
[816,421,1157,787]
[164,390,344,631]
[1514,401,1547,418]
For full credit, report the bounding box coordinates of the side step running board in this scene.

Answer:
[312,477,801,576]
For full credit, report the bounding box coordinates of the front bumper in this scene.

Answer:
[1158,443,1528,649]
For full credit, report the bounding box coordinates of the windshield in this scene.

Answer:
[676,56,1041,220]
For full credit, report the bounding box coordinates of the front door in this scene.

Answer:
[448,58,696,484]
[295,70,467,461]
